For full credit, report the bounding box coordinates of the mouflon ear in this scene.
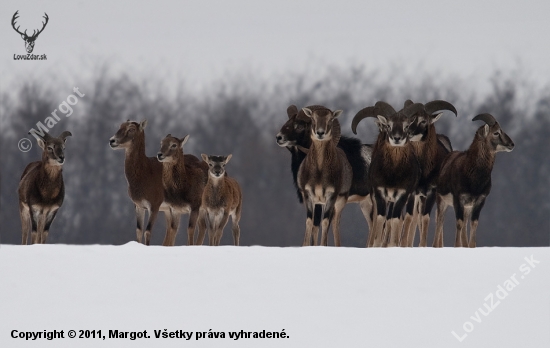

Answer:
[376,115,389,126]
[302,107,313,118]
[36,138,46,150]
[180,135,189,148]
[430,113,443,124]
[287,105,298,119]
[483,124,490,137]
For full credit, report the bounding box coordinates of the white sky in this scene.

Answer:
[1,0,549,93]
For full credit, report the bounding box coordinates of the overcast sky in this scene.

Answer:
[1,0,549,93]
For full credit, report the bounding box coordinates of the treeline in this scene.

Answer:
[1,65,548,246]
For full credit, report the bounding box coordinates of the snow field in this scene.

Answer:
[0,244,548,347]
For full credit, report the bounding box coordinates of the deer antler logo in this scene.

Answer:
[12,11,49,54]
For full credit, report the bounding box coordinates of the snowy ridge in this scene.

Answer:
[0,244,548,347]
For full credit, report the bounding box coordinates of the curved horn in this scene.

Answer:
[404,99,414,108]
[58,131,72,140]
[472,113,496,126]
[351,106,378,134]
[425,100,458,117]
[374,101,397,117]
[401,103,425,118]
[287,104,298,119]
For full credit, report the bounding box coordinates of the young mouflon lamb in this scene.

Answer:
[200,154,243,246]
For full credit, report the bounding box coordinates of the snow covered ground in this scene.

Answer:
[0,244,548,347]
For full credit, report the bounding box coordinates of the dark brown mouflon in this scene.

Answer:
[434,113,514,248]
[400,100,458,247]
[297,107,352,246]
[19,131,72,244]
[352,101,421,247]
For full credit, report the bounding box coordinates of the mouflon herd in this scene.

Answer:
[18,99,514,247]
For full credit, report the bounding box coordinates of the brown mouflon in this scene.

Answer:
[297,107,352,246]
[157,134,208,246]
[200,154,243,246]
[400,100,458,247]
[434,113,514,248]
[352,102,421,247]
[19,131,71,244]
[277,105,374,245]
[110,120,169,245]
